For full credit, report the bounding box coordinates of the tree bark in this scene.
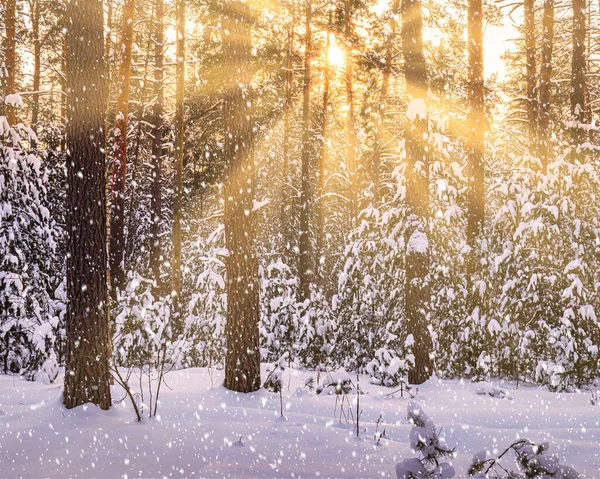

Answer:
[344,0,358,223]
[4,0,17,125]
[64,0,112,411]
[466,0,485,266]
[315,10,332,282]
[298,0,313,301]
[150,0,164,292]
[222,0,260,393]
[280,3,295,257]
[571,0,587,145]
[371,0,400,204]
[110,0,135,296]
[524,0,538,148]
[537,0,554,170]
[401,0,432,385]
[171,0,185,302]
[61,34,67,151]
[30,0,41,147]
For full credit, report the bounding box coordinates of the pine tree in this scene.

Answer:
[222,0,260,393]
[537,0,555,171]
[172,0,185,302]
[402,0,433,385]
[150,0,165,292]
[63,0,112,410]
[466,0,485,278]
[110,0,136,295]
[3,0,17,126]
[571,0,587,145]
[524,0,538,147]
[298,0,313,301]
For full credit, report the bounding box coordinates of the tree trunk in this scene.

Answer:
[4,0,17,125]
[466,0,485,269]
[315,11,332,282]
[280,3,295,257]
[524,0,538,148]
[571,0,587,145]
[222,0,260,393]
[110,0,135,296]
[401,0,432,385]
[61,35,67,151]
[537,0,554,170]
[64,0,112,410]
[171,0,185,302]
[344,0,358,223]
[30,0,41,147]
[298,0,313,301]
[371,0,400,204]
[150,0,164,292]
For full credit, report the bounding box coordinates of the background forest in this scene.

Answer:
[1,0,600,400]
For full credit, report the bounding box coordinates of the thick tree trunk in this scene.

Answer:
[222,0,260,393]
[537,0,554,170]
[344,0,358,223]
[171,0,185,302]
[371,0,400,204]
[150,0,164,292]
[524,0,538,147]
[298,0,313,301]
[466,0,485,267]
[401,0,432,385]
[571,0,587,145]
[31,0,41,146]
[110,0,135,295]
[4,0,17,125]
[64,0,112,411]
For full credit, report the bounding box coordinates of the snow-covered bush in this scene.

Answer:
[396,401,455,479]
[259,259,298,363]
[468,439,580,478]
[485,157,600,388]
[332,203,407,377]
[0,113,64,378]
[113,274,176,368]
[182,225,228,368]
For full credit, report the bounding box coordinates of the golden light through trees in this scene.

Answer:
[327,37,345,68]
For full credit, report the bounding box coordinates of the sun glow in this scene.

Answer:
[327,38,345,68]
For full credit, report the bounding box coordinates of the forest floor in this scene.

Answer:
[0,366,598,478]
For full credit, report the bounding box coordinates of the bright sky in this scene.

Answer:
[484,16,518,80]
[370,0,518,80]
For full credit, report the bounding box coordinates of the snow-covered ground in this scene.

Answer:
[1,367,598,478]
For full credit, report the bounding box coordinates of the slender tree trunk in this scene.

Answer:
[344,0,358,223]
[30,0,41,146]
[110,0,135,296]
[222,0,260,393]
[150,0,164,292]
[524,0,538,148]
[104,0,114,303]
[4,0,17,125]
[298,0,313,301]
[64,0,112,410]
[538,0,554,171]
[61,35,67,151]
[171,0,185,302]
[401,0,432,385]
[315,11,332,281]
[466,0,485,268]
[571,0,587,145]
[371,0,400,204]
[281,3,295,256]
